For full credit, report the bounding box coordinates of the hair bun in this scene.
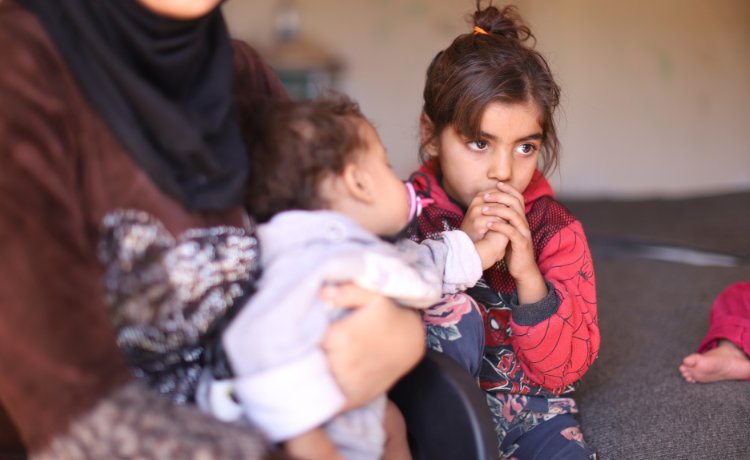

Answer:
[472,3,532,43]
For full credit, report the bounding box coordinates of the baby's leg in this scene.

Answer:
[381,400,412,460]
[680,339,750,383]
[423,293,485,379]
[679,282,750,383]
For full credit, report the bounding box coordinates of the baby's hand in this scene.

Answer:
[474,229,510,270]
[460,187,509,243]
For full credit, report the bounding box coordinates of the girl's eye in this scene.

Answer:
[467,140,489,151]
[515,143,537,156]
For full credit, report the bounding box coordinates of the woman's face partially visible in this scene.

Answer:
[135,0,224,19]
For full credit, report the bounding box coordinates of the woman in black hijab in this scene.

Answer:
[0,0,424,458]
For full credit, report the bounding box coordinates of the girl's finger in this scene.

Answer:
[475,215,505,231]
[470,187,503,210]
[483,190,525,217]
[481,204,530,236]
[496,182,524,203]
[461,212,503,242]
[485,222,522,249]
[488,221,532,251]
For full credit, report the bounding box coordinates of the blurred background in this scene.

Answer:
[223,0,750,200]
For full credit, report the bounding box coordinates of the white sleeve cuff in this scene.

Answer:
[441,230,483,293]
[354,251,442,306]
[233,349,346,442]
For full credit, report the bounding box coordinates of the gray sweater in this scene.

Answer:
[213,210,481,456]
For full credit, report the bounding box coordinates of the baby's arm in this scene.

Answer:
[398,230,483,297]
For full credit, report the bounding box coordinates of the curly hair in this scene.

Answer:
[239,95,368,223]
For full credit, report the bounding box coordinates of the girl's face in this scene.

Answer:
[427,101,543,207]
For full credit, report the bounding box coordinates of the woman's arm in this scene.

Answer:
[320,284,425,412]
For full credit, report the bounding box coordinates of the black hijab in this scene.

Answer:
[18,0,247,210]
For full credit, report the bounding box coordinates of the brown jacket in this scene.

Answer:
[0,1,288,453]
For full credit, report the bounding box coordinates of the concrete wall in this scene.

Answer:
[224,0,750,199]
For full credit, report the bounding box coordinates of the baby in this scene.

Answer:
[198,96,506,460]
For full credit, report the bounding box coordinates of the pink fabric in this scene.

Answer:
[697,282,750,358]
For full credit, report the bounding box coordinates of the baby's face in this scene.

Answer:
[356,121,410,237]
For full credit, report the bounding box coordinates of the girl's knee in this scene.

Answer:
[423,293,483,330]
[423,293,484,379]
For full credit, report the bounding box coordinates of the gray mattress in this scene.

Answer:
[562,192,750,459]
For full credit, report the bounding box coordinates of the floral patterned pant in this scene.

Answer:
[423,293,597,460]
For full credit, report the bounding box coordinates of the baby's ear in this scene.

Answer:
[341,161,375,204]
[419,114,439,158]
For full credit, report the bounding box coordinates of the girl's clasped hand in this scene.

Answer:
[477,182,547,305]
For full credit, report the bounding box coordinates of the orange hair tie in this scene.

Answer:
[473,26,489,35]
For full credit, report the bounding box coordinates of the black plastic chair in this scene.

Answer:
[389,349,499,460]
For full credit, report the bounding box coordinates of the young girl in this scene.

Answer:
[198,96,507,460]
[409,4,600,459]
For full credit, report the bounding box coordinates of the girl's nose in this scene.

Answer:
[488,151,512,182]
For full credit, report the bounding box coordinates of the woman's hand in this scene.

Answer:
[320,284,425,412]
[482,182,547,304]
[283,427,345,460]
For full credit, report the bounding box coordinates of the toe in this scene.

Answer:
[682,353,700,367]
[679,366,695,382]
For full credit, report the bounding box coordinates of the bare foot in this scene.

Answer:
[679,340,750,383]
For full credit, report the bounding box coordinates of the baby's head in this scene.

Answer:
[419,3,561,205]
[243,96,410,237]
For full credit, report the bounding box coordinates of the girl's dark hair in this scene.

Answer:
[240,95,367,223]
[420,2,561,175]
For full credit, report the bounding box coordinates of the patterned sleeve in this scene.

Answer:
[32,381,285,460]
[507,219,599,391]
